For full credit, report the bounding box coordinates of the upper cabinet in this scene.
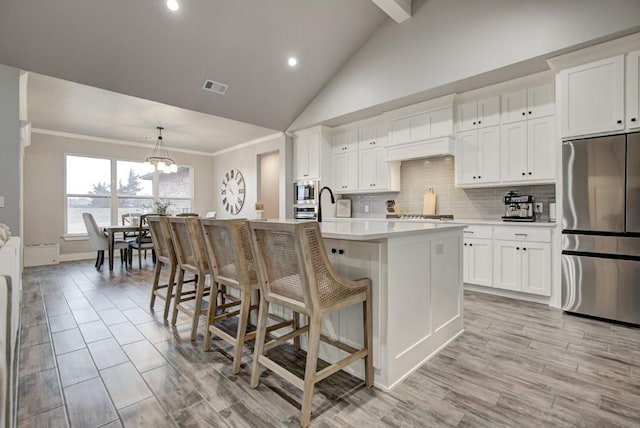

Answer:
[457,96,500,131]
[293,126,332,181]
[559,55,625,138]
[627,50,640,130]
[388,107,453,146]
[501,84,554,124]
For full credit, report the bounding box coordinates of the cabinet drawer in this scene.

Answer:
[493,227,551,243]
[461,225,492,239]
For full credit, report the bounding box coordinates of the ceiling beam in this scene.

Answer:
[371,0,411,23]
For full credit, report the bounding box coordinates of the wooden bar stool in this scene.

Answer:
[146,215,177,319]
[168,216,212,341]
[199,218,295,374]
[248,221,373,427]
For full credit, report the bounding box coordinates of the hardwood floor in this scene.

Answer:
[17,259,640,427]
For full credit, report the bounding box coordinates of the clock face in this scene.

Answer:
[220,168,246,215]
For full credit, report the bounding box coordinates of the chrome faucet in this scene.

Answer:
[317,186,335,223]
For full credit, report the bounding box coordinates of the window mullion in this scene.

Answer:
[111,159,118,225]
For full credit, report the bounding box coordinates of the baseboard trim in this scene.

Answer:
[59,251,126,262]
[464,284,550,305]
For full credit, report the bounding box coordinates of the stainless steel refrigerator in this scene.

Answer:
[562,132,640,325]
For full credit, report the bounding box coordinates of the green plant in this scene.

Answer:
[153,200,171,214]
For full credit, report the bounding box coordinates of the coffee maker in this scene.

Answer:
[502,190,535,222]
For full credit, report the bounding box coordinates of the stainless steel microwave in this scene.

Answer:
[294,179,319,205]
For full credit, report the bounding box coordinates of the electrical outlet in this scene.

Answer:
[534,202,543,214]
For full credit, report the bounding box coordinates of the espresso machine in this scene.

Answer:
[502,190,535,222]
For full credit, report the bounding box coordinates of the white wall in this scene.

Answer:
[259,151,280,218]
[211,134,292,219]
[23,132,215,257]
[0,65,21,233]
[290,0,640,130]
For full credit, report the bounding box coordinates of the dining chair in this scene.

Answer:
[168,216,212,341]
[82,213,129,270]
[128,214,155,269]
[199,218,295,374]
[146,215,178,319]
[248,220,373,428]
[121,213,141,239]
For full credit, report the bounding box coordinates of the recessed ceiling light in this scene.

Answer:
[288,57,297,67]
[166,0,179,12]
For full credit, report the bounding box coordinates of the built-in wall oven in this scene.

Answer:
[562,133,640,325]
[294,179,319,219]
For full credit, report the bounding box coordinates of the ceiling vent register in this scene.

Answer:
[202,79,228,95]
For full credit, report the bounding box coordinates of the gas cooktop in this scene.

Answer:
[386,214,454,220]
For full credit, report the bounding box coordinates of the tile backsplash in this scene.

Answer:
[343,156,556,221]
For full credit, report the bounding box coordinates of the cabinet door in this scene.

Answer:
[560,55,625,138]
[294,135,310,180]
[389,118,410,146]
[307,134,320,179]
[501,89,528,124]
[332,129,357,154]
[344,151,358,192]
[501,121,528,182]
[456,130,478,184]
[359,148,375,190]
[493,239,521,291]
[373,147,389,189]
[430,107,453,138]
[527,116,555,181]
[333,153,347,191]
[477,96,500,128]
[462,241,471,283]
[627,50,640,129]
[477,126,500,183]
[521,242,551,296]
[457,101,478,132]
[468,238,492,287]
[527,83,554,119]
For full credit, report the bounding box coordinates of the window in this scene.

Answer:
[65,155,193,234]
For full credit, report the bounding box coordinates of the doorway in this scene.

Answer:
[258,151,280,218]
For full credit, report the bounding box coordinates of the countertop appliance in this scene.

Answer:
[294,179,319,219]
[562,132,640,325]
[502,191,535,222]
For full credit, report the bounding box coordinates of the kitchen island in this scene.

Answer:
[270,219,465,390]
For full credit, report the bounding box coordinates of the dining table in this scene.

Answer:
[103,224,149,271]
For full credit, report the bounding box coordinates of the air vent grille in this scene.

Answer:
[202,79,228,95]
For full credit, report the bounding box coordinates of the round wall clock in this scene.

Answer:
[220,168,246,215]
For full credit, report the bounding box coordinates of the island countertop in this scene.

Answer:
[258,219,466,241]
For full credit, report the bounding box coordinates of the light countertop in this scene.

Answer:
[258,219,465,241]
[324,217,558,228]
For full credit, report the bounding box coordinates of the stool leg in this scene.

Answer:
[203,281,220,351]
[300,314,322,428]
[171,269,185,326]
[292,312,301,350]
[150,261,162,310]
[190,274,206,341]
[163,263,177,320]
[232,288,251,374]
[250,298,270,388]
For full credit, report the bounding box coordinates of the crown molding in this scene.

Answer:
[210,132,285,156]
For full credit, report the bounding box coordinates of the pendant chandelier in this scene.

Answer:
[145,126,178,173]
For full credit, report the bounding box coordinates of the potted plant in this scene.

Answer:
[153,200,171,215]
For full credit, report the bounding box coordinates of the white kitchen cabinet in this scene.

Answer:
[457,96,500,131]
[293,127,331,181]
[463,238,492,287]
[332,129,358,154]
[332,151,358,193]
[359,146,399,192]
[627,50,640,130]
[389,108,453,146]
[501,83,554,124]
[358,123,387,150]
[501,116,555,183]
[456,126,500,186]
[492,227,551,296]
[559,55,625,138]
[323,239,382,369]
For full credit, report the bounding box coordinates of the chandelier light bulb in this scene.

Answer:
[166,0,179,12]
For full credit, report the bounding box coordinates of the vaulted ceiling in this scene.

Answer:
[0,0,388,151]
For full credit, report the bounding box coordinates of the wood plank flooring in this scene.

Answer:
[17,259,640,427]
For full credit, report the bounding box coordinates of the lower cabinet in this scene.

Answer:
[463,238,492,287]
[322,239,382,369]
[463,224,552,297]
[492,227,551,296]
